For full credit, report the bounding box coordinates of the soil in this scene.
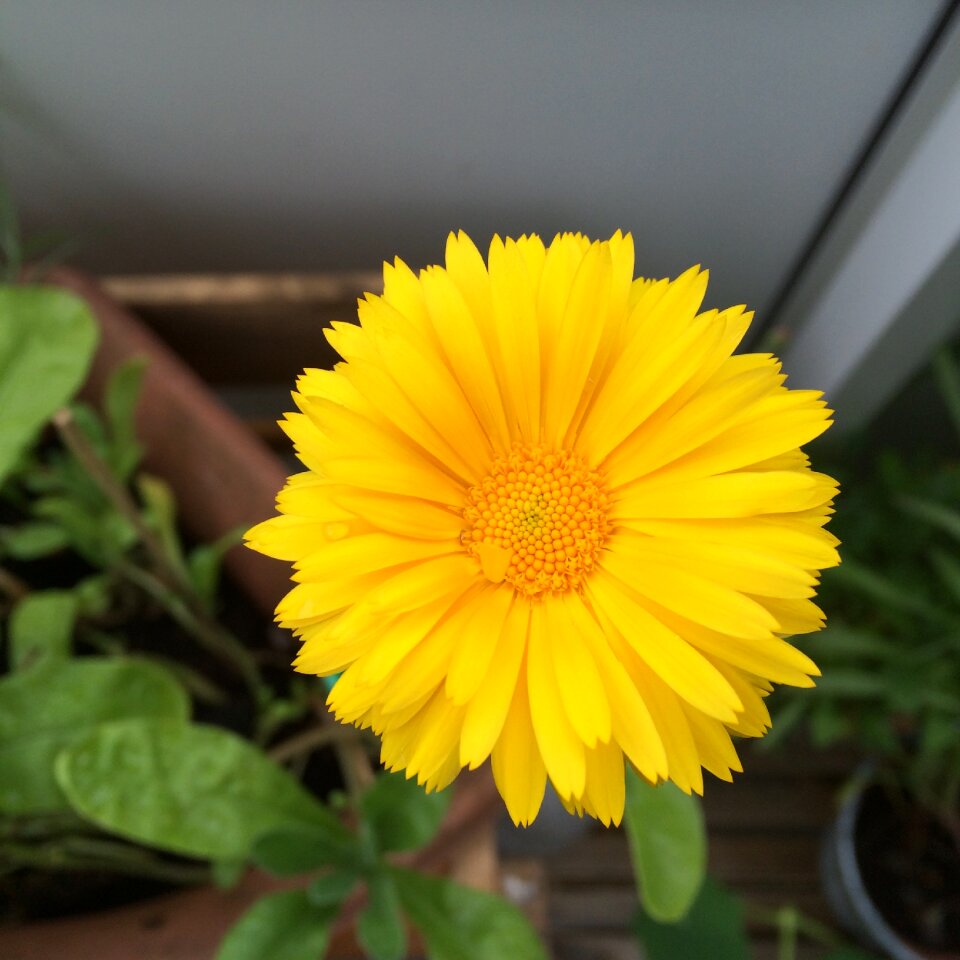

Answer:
[856,784,960,955]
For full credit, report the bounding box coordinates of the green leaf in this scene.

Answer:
[0,522,70,560]
[930,547,960,607]
[0,657,188,814]
[8,589,78,670]
[56,718,341,860]
[360,771,451,854]
[810,700,851,747]
[898,494,960,546]
[391,867,547,960]
[102,358,145,480]
[358,871,407,960]
[830,560,953,625]
[759,696,807,751]
[0,285,98,485]
[803,624,898,660]
[215,890,334,960]
[813,671,888,699]
[138,474,188,579]
[211,858,245,889]
[307,869,359,907]
[633,877,749,960]
[623,769,707,923]
[187,527,244,614]
[933,346,960,448]
[251,821,357,876]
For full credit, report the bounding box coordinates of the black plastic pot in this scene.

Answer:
[821,773,959,960]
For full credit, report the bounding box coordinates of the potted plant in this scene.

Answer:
[0,223,522,958]
[765,348,960,960]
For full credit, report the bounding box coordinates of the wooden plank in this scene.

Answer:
[102,272,382,386]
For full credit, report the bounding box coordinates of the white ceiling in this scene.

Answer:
[0,2,948,317]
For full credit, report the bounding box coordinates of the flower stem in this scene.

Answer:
[53,407,265,706]
[0,565,28,601]
[267,722,362,765]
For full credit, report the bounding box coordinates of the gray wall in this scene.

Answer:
[0,2,946,317]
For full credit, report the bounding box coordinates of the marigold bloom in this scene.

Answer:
[247,231,838,826]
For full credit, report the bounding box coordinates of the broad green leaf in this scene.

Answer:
[360,770,451,854]
[0,657,188,814]
[251,821,357,876]
[102,358,145,480]
[215,890,334,960]
[633,877,749,960]
[307,869,359,907]
[358,871,406,960]
[391,866,547,960]
[0,522,69,559]
[0,285,98,485]
[623,769,707,923]
[56,718,340,860]
[8,589,77,670]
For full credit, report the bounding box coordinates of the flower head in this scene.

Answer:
[247,231,838,825]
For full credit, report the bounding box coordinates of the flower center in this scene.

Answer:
[462,444,610,597]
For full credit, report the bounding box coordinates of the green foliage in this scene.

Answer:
[0,285,98,486]
[0,657,188,814]
[357,872,406,960]
[252,821,357,876]
[7,590,77,670]
[215,890,335,960]
[623,768,706,922]
[633,877,749,960]
[55,719,339,860]
[634,877,881,960]
[391,867,548,960]
[359,770,451,854]
[769,345,960,829]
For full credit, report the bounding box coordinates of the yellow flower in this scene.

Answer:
[247,231,838,826]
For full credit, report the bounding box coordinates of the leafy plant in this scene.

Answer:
[634,876,880,960]
[0,211,716,957]
[766,345,960,845]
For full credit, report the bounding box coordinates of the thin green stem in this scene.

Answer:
[267,722,362,765]
[776,906,798,960]
[53,408,180,588]
[313,697,375,800]
[1,837,210,885]
[119,555,263,706]
[52,407,265,706]
[0,564,29,601]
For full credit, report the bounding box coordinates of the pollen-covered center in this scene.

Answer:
[462,445,610,597]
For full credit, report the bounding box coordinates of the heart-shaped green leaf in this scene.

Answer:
[56,718,340,860]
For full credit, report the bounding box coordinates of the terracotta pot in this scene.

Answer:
[50,265,291,618]
[0,270,502,958]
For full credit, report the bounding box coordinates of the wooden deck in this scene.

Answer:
[499,742,855,960]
